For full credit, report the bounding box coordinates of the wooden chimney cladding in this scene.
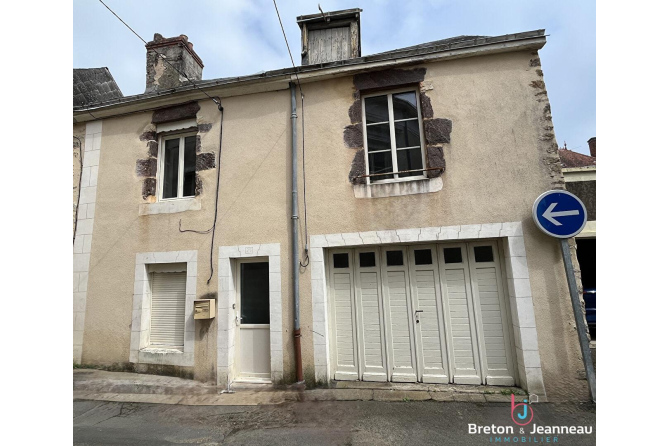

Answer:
[308,27,352,64]
[297,8,362,65]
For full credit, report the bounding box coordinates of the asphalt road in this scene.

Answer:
[74,400,595,445]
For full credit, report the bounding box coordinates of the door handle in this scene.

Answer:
[415,310,423,323]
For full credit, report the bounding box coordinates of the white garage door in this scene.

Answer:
[327,242,516,386]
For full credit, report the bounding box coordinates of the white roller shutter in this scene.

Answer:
[150,271,187,348]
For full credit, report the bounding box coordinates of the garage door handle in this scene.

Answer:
[415,310,423,323]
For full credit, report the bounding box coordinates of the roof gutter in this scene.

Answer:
[74,31,546,123]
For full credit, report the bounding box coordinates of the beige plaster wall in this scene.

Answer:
[80,49,587,400]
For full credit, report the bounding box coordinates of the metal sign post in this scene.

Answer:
[533,190,596,403]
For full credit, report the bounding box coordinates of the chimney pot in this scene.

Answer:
[587,137,596,158]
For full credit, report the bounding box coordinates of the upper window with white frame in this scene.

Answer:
[158,133,197,200]
[362,88,426,183]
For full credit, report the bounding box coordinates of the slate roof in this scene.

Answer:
[74,29,545,112]
[73,68,123,107]
[558,148,596,168]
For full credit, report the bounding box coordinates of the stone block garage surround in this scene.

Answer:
[310,222,547,399]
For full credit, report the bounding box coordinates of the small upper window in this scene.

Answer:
[363,89,425,183]
[159,134,197,200]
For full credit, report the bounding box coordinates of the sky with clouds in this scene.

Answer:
[74,0,595,155]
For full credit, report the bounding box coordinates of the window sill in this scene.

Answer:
[140,347,183,354]
[139,198,201,215]
[138,348,193,367]
[353,177,443,199]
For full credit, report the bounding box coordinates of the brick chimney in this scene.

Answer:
[296,8,362,65]
[587,137,596,158]
[145,33,204,93]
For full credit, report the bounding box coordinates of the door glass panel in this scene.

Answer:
[359,252,376,267]
[366,123,392,152]
[182,135,197,197]
[240,262,270,324]
[443,247,463,264]
[386,250,404,266]
[414,249,433,265]
[162,138,180,199]
[365,95,389,123]
[474,246,494,263]
[333,253,349,268]
[392,92,418,120]
[394,120,421,148]
[396,148,423,177]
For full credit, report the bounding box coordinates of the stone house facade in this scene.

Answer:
[73,9,590,402]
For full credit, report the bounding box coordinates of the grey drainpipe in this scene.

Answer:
[290,82,304,383]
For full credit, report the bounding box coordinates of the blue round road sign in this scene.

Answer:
[532,190,587,238]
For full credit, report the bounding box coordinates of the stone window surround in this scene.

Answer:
[217,243,283,386]
[309,222,548,400]
[130,250,198,367]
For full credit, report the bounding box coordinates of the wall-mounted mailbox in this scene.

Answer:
[194,299,216,319]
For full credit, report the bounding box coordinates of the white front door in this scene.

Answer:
[236,260,271,381]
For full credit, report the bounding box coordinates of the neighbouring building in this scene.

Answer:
[73,8,591,402]
[559,139,596,344]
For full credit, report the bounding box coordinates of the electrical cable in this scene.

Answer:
[98,0,221,108]
[178,102,224,285]
[97,0,226,284]
[73,136,83,245]
[206,106,225,284]
[272,0,310,267]
[272,0,303,95]
[299,93,309,268]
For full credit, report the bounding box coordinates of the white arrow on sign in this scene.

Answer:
[542,202,579,226]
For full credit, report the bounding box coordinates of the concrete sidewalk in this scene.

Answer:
[73,369,525,406]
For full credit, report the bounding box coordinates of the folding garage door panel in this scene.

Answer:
[381,248,417,382]
[355,249,387,381]
[409,246,450,383]
[438,244,482,384]
[468,243,515,386]
[329,250,359,380]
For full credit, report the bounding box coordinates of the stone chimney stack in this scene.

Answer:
[587,137,596,158]
[145,33,204,93]
[296,8,362,65]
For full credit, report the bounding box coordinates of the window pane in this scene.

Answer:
[162,138,180,199]
[386,250,404,266]
[396,148,423,177]
[444,247,463,264]
[474,246,494,263]
[368,151,394,181]
[392,92,418,120]
[394,119,421,148]
[240,262,270,324]
[359,252,376,267]
[366,123,392,152]
[182,136,197,197]
[414,249,433,265]
[333,253,349,268]
[365,95,389,123]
